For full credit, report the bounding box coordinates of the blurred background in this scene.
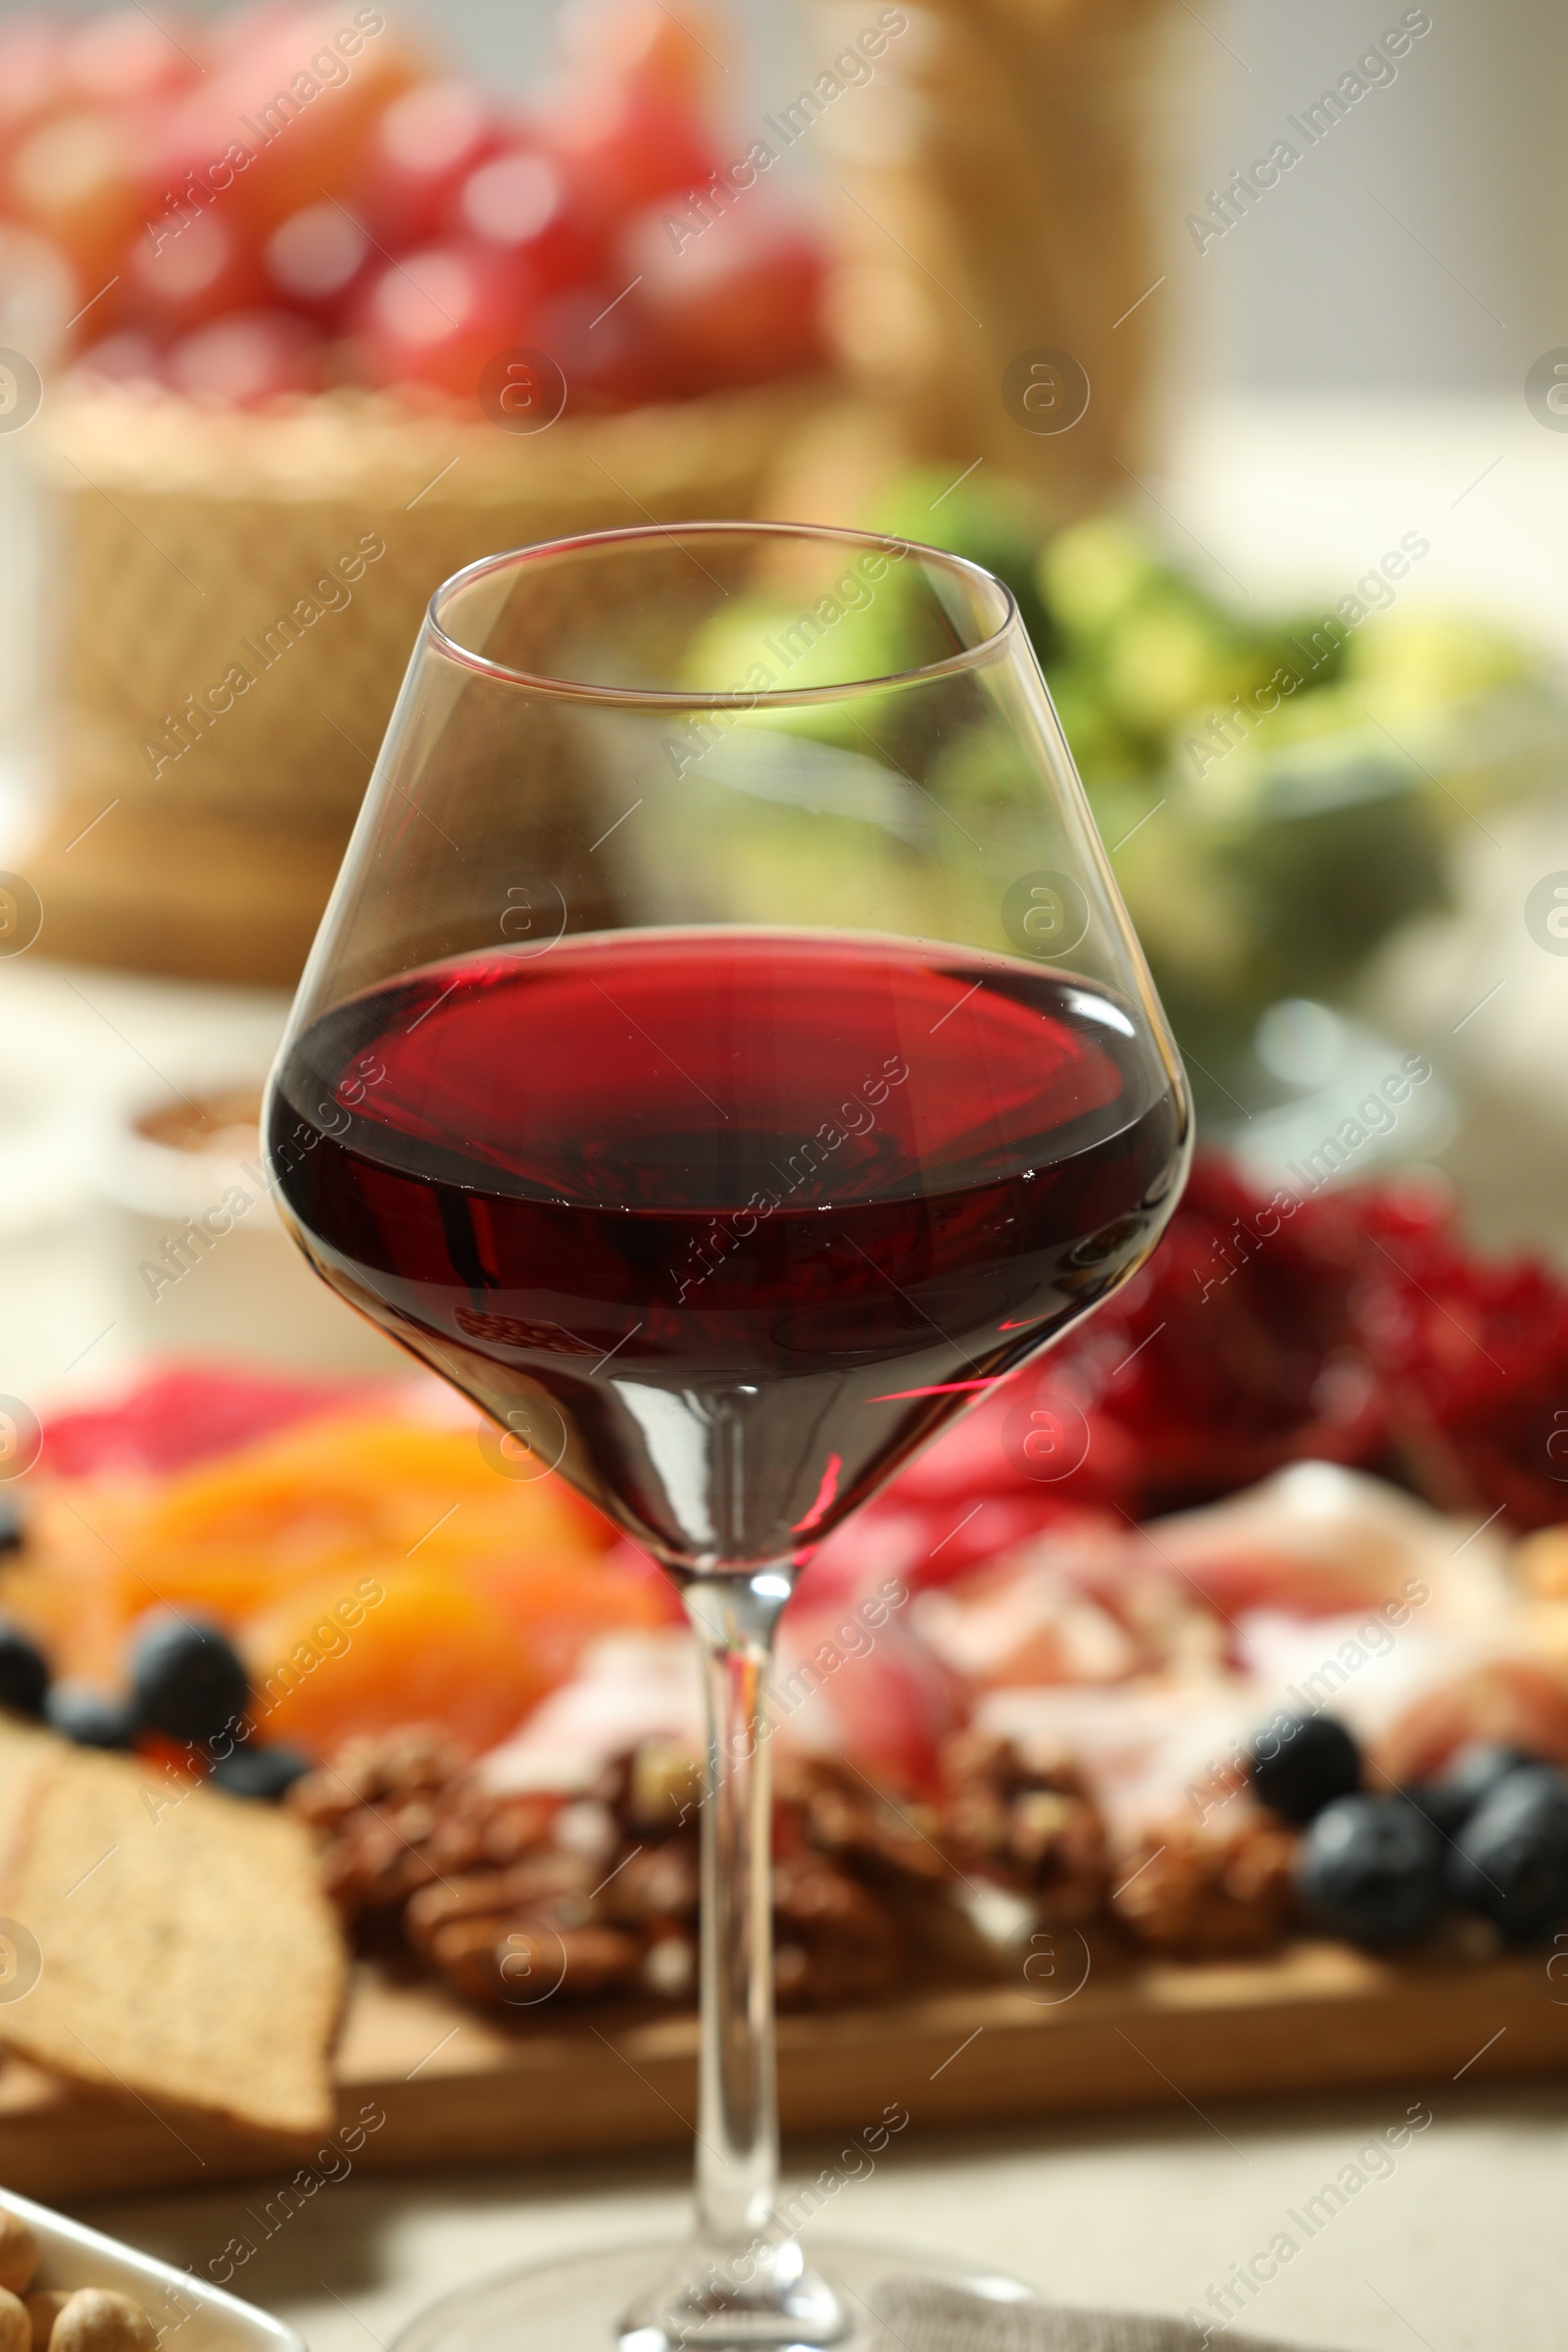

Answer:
[0,0,1566,1406]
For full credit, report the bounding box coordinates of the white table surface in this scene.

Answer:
[71,2074,1568,2352]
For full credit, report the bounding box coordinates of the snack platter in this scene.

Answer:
[1,1941,1563,2201]
[9,1147,1568,2197]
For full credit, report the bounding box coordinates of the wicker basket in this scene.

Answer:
[31,375,830,983]
[810,0,1172,514]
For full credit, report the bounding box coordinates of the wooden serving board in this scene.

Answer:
[2,1942,1565,2200]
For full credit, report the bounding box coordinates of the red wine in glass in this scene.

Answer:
[270,929,1185,1570]
[266,522,1194,2352]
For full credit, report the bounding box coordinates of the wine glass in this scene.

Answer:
[265,521,1192,2352]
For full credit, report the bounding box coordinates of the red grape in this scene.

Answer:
[545,82,717,237]
[178,7,423,232]
[4,106,148,298]
[125,201,267,334]
[264,199,371,314]
[450,145,600,291]
[354,240,535,399]
[624,200,826,390]
[76,328,164,386]
[165,305,323,403]
[534,280,670,412]
[20,0,827,411]
[359,79,504,247]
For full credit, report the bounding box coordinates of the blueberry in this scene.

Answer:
[209,1744,311,1802]
[1407,1741,1537,1840]
[1446,1764,1568,1941]
[0,1622,48,1717]
[1296,1794,1444,1947]
[129,1612,249,1748]
[1248,1711,1361,1823]
[45,1681,139,1750]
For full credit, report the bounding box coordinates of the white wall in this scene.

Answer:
[1151,0,1566,398]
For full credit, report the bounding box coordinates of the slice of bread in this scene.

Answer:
[0,1721,344,2135]
[0,1721,51,1882]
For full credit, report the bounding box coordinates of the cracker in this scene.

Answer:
[0,1733,344,2135]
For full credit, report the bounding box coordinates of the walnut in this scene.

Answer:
[596,1740,705,1835]
[641,1927,697,1999]
[318,1804,444,1914]
[942,1727,1079,1794]
[629,1740,706,1831]
[295,1732,555,1922]
[290,1725,466,1830]
[601,1837,700,1926]
[429,1916,640,2006]
[1111,1817,1297,1957]
[300,1730,963,2015]
[939,1732,1106,1915]
[476,1793,563,1867]
[775,1754,951,1885]
[772,1851,901,2009]
[551,1797,620,1868]
[404,1854,599,1957]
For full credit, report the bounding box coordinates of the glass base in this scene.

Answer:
[392,2237,1038,2352]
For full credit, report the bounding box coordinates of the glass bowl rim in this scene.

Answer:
[423,519,1023,709]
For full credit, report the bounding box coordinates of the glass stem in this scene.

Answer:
[682,1567,790,2256]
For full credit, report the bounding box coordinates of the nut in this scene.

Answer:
[428,1917,639,2006]
[403,1874,518,1958]
[50,2294,157,2352]
[289,1725,466,1829]
[641,1929,696,1999]
[941,1728,1080,1798]
[318,1807,441,1915]
[309,1732,998,2014]
[0,2217,36,2297]
[601,1838,699,1926]
[939,1733,1105,1911]
[309,1751,558,1923]
[772,1853,901,2009]
[475,1794,556,1866]
[24,2293,71,2350]
[0,2289,27,2352]
[776,1756,950,1886]
[1008,1788,1106,1919]
[290,1724,499,1916]
[404,1855,596,1957]
[550,1799,618,1867]
[1111,1818,1297,1957]
[598,1740,703,1834]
